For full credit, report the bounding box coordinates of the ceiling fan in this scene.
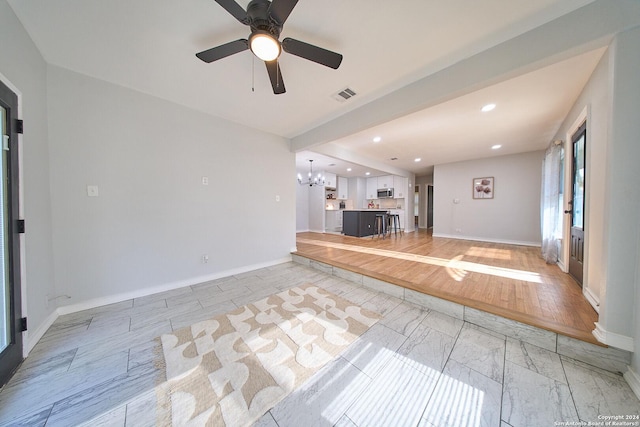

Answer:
[196,0,343,94]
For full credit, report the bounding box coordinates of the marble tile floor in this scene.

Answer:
[0,262,638,427]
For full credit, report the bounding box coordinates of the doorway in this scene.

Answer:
[0,79,23,387]
[414,185,419,227]
[427,185,434,229]
[568,122,586,286]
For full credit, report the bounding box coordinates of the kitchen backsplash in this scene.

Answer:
[326,199,354,210]
[365,198,405,209]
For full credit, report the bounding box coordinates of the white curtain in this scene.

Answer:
[540,142,563,264]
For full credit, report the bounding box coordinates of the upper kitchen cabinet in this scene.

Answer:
[366,177,378,199]
[324,172,337,188]
[377,175,393,189]
[394,176,408,199]
[338,176,349,200]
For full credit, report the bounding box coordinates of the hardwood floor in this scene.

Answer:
[294,229,600,345]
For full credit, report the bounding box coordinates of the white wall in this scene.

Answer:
[0,1,57,348]
[416,174,434,229]
[551,26,640,385]
[433,151,543,246]
[46,65,295,308]
[295,183,309,232]
[599,26,640,369]
[552,48,610,307]
[349,177,366,209]
[307,185,325,232]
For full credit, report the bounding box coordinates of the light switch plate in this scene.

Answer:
[87,185,99,197]
[202,177,209,185]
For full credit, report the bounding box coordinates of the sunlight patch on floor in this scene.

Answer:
[466,247,512,260]
[297,238,542,284]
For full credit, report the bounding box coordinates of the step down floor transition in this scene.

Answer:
[293,231,632,375]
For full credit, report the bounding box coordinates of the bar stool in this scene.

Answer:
[387,213,401,237]
[373,213,386,239]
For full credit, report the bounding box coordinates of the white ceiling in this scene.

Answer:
[296,151,387,180]
[327,48,606,176]
[8,0,601,178]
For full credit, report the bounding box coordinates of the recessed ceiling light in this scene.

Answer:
[347,168,352,172]
[491,144,502,150]
[328,163,336,167]
[373,136,382,143]
[365,172,371,176]
[482,103,496,112]
[414,158,421,162]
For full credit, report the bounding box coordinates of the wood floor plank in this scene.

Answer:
[294,230,600,345]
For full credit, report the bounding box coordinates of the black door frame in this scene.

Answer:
[568,121,586,286]
[0,78,23,387]
[427,185,434,229]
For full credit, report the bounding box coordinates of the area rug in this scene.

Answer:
[155,283,381,426]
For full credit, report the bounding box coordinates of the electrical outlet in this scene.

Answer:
[45,294,50,308]
[87,185,99,197]
[201,254,209,264]
[455,228,462,233]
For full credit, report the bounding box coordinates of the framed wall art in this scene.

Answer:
[473,177,494,199]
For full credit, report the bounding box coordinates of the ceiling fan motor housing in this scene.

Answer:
[247,0,282,37]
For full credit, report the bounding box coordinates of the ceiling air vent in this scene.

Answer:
[332,87,357,102]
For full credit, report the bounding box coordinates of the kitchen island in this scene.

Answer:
[342,209,388,237]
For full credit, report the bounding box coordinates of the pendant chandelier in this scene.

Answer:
[297,159,325,187]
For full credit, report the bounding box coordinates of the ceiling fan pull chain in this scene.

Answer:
[251,55,255,92]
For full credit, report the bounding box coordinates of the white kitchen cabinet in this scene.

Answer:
[377,175,393,189]
[325,210,343,232]
[337,176,348,199]
[394,176,408,199]
[366,177,378,199]
[324,172,337,188]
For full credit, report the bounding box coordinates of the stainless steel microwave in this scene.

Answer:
[377,188,394,198]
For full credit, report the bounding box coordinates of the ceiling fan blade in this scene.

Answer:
[265,60,286,94]
[196,39,248,63]
[268,0,298,25]
[214,0,249,24]
[281,38,343,69]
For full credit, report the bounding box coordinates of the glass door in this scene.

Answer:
[0,104,8,355]
[0,80,22,386]
[568,122,586,286]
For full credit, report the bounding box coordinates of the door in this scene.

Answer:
[427,185,434,229]
[568,122,586,286]
[414,185,419,227]
[0,79,23,386]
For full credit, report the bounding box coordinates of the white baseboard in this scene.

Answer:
[624,367,640,400]
[24,309,59,356]
[592,322,634,351]
[583,287,600,313]
[57,256,292,316]
[432,233,541,247]
[557,259,567,273]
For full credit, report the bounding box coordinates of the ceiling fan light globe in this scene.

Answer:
[250,32,281,61]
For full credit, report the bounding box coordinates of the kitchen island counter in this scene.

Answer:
[342,210,387,237]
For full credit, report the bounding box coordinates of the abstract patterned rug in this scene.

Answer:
[155,283,381,426]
